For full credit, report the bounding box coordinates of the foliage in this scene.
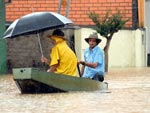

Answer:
[87,10,130,72]
[87,10,130,39]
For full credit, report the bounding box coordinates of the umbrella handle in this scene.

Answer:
[69,40,81,77]
[37,33,44,57]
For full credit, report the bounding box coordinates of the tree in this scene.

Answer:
[87,10,129,72]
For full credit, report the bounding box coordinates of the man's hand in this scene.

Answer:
[41,56,49,64]
[78,61,85,65]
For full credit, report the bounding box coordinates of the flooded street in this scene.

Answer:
[0,68,150,113]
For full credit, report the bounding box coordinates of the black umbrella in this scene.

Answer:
[2,12,73,56]
[3,12,73,38]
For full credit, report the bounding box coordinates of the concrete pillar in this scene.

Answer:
[135,29,146,67]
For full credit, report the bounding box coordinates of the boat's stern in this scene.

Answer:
[13,68,32,79]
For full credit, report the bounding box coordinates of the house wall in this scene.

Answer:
[145,0,150,66]
[4,0,147,70]
[75,28,146,68]
[5,0,132,27]
[6,28,146,69]
[6,34,52,68]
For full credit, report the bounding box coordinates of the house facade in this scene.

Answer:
[1,0,149,71]
[5,0,133,27]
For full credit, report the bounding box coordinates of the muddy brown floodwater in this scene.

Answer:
[0,68,150,113]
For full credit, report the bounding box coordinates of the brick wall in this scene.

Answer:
[6,29,74,71]
[6,32,52,70]
[6,0,132,27]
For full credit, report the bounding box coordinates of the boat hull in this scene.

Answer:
[13,68,108,94]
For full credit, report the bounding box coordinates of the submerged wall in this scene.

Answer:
[6,28,146,73]
[75,28,146,68]
[6,29,74,72]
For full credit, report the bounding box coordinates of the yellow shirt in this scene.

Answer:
[50,36,77,76]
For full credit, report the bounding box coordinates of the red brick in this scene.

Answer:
[5,0,133,27]
[116,0,125,2]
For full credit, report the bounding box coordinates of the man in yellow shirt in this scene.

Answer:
[41,29,77,76]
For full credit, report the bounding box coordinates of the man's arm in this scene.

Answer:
[47,64,58,72]
[79,61,98,68]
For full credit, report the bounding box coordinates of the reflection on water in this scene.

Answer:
[0,68,150,113]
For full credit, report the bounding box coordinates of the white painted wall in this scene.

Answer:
[75,28,146,67]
